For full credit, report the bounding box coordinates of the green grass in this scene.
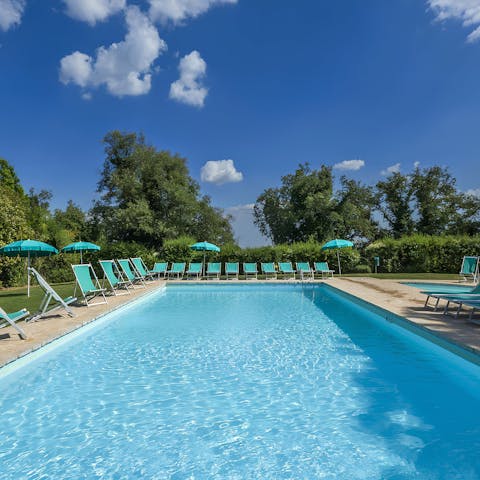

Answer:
[343,273,459,280]
[0,282,76,314]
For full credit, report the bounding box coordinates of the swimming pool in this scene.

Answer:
[402,282,474,293]
[1,283,480,479]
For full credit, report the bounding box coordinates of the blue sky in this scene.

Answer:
[1,0,480,246]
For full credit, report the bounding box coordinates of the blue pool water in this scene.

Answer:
[402,282,474,293]
[1,284,480,479]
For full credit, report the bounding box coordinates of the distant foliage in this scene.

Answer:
[366,235,480,273]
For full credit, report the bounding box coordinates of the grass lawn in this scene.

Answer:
[0,282,76,314]
[343,273,459,280]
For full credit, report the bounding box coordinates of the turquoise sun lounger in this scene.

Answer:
[99,260,132,296]
[206,262,221,280]
[186,262,202,279]
[72,264,108,307]
[243,263,258,280]
[314,262,334,279]
[150,262,168,279]
[459,256,479,283]
[296,262,314,280]
[261,262,277,279]
[117,259,146,287]
[225,262,239,280]
[278,262,295,279]
[131,257,157,281]
[0,306,29,339]
[27,267,76,321]
[167,263,186,279]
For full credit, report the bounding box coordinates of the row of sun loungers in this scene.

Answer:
[151,261,335,280]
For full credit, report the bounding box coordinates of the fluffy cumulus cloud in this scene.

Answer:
[148,0,237,24]
[169,50,208,107]
[381,163,401,176]
[429,0,480,42]
[200,159,243,185]
[62,0,126,25]
[333,159,365,171]
[60,5,166,97]
[0,0,25,31]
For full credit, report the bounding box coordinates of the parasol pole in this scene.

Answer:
[80,250,83,264]
[337,249,341,276]
[27,251,31,297]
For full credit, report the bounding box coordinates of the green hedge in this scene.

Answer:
[365,235,480,273]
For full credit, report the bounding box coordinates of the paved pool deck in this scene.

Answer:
[1,277,479,368]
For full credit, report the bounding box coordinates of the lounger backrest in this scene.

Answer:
[207,262,221,273]
[296,262,311,271]
[172,263,186,273]
[244,263,257,273]
[28,267,66,303]
[118,259,136,281]
[262,263,276,273]
[99,260,119,287]
[226,262,239,273]
[461,256,479,275]
[472,283,480,294]
[188,263,202,273]
[315,262,328,271]
[131,257,148,276]
[73,264,97,293]
[152,262,167,273]
[279,262,293,271]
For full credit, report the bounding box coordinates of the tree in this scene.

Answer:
[95,131,234,247]
[254,164,337,244]
[334,177,379,241]
[376,172,415,238]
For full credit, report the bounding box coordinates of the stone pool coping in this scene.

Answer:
[1,277,479,369]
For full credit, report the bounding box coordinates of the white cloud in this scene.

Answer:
[414,161,420,168]
[0,0,25,31]
[428,0,480,42]
[333,159,365,171]
[148,0,237,24]
[169,50,207,107]
[63,0,125,25]
[381,163,401,176]
[466,188,480,197]
[60,6,166,97]
[201,159,243,185]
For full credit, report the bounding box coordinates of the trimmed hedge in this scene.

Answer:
[365,235,480,273]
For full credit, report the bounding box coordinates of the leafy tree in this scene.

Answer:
[376,172,415,238]
[254,164,337,244]
[334,177,379,241]
[95,131,234,247]
[26,188,53,241]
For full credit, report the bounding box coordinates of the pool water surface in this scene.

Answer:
[1,284,480,479]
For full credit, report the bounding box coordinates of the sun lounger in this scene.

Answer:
[278,262,295,279]
[150,262,168,279]
[72,264,108,307]
[261,262,277,279]
[423,283,480,309]
[206,262,221,280]
[186,262,202,279]
[131,257,157,282]
[314,262,334,279]
[225,262,239,280]
[296,262,314,280]
[27,267,76,321]
[0,306,29,339]
[167,262,186,279]
[117,259,146,287]
[243,262,258,280]
[99,260,132,296]
[459,256,479,283]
